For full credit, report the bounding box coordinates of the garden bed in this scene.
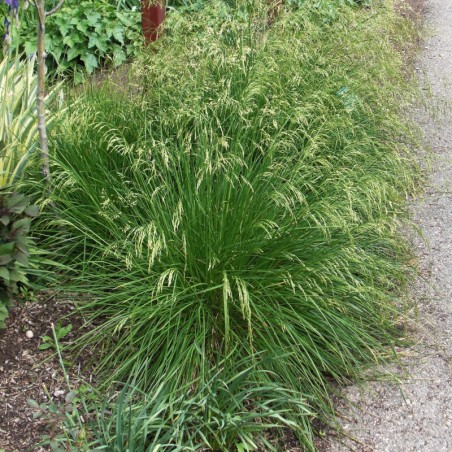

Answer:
[0,0,426,450]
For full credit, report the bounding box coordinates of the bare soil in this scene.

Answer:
[0,297,87,451]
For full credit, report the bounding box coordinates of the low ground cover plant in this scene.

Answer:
[32,0,422,449]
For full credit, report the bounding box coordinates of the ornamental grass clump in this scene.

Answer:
[39,0,421,448]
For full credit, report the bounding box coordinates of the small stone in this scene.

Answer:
[25,330,34,339]
[54,389,65,397]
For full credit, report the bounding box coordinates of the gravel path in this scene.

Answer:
[321,1,452,451]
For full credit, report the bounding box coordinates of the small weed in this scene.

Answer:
[29,325,95,451]
[18,286,37,303]
[39,322,73,351]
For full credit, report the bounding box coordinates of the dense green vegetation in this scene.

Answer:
[25,0,422,449]
[1,0,141,79]
[0,54,60,327]
[0,1,372,80]
[1,0,423,449]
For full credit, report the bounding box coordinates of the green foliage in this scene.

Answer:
[166,0,371,13]
[0,303,7,329]
[0,54,62,190]
[28,324,93,451]
[0,55,56,187]
[32,354,312,451]
[39,321,73,350]
[34,0,421,448]
[93,359,311,451]
[28,388,88,451]
[0,53,60,328]
[1,1,142,80]
[0,190,38,327]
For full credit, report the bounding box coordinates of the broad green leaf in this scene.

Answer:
[0,243,15,256]
[24,205,39,217]
[85,12,101,27]
[27,399,40,408]
[0,215,10,226]
[113,48,127,67]
[12,218,31,232]
[67,47,81,62]
[111,26,125,44]
[38,343,53,351]
[0,268,10,285]
[14,251,29,267]
[81,52,99,74]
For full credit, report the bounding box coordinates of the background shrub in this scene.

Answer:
[1,0,141,79]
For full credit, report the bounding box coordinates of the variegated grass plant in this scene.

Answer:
[0,55,37,187]
[0,54,61,187]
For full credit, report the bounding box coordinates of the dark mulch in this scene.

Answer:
[0,296,87,451]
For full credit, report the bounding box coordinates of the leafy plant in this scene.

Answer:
[39,321,73,350]
[0,303,7,328]
[1,0,142,79]
[0,190,38,326]
[1,55,36,186]
[28,390,81,451]
[0,54,61,327]
[18,284,37,302]
[0,54,62,183]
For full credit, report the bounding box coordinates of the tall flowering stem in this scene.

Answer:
[2,17,11,53]
[4,0,19,14]
[34,0,64,186]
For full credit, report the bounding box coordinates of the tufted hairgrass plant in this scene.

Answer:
[35,0,422,448]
